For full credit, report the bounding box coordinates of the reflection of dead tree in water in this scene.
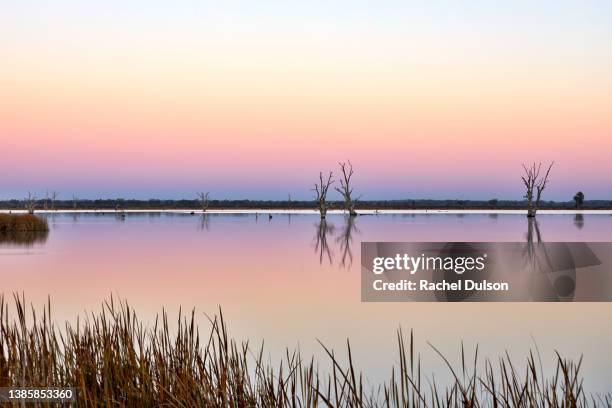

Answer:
[314,220,334,265]
[524,217,554,272]
[526,216,543,245]
[524,212,578,301]
[336,216,360,268]
[199,214,210,231]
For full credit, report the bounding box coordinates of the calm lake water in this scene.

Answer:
[2,212,612,394]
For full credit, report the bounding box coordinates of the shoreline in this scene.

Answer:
[1,208,611,215]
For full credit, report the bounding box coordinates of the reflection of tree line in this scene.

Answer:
[194,212,360,268]
[574,214,584,229]
[413,218,583,302]
[314,217,360,268]
[313,213,586,271]
[0,211,588,257]
[196,212,360,267]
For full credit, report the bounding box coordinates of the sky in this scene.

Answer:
[1,1,611,200]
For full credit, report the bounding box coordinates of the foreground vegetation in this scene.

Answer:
[0,214,48,245]
[0,295,609,407]
[0,214,48,232]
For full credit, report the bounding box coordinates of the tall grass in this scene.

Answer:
[0,214,48,232]
[0,214,48,246]
[0,294,609,407]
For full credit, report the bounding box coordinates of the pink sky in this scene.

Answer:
[1,2,611,199]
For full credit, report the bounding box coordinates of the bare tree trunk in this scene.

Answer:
[198,192,210,212]
[335,161,360,216]
[522,162,553,218]
[51,191,59,211]
[313,172,334,219]
[527,203,537,218]
[25,192,37,214]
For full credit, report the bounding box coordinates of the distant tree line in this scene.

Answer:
[2,161,606,215]
[1,198,611,211]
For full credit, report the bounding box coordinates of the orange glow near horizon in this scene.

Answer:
[1,2,611,199]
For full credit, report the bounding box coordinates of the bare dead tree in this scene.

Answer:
[197,192,210,212]
[115,198,125,212]
[51,191,59,211]
[312,171,334,219]
[524,217,557,299]
[25,192,37,214]
[287,193,292,210]
[72,194,78,210]
[335,161,360,216]
[44,190,49,211]
[521,162,553,217]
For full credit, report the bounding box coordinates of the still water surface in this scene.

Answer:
[1,213,611,394]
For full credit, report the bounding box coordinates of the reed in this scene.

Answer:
[0,214,48,232]
[0,214,48,245]
[0,294,609,407]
